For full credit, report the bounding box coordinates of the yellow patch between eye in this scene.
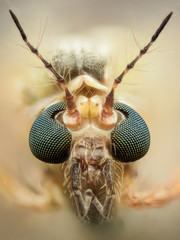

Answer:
[76,95,102,119]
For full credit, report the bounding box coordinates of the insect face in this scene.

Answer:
[9,10,172,221]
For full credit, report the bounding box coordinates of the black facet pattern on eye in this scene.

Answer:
[29,102,72,164]
[111,103,150,162]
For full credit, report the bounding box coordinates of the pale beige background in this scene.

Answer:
[0,0,180,240]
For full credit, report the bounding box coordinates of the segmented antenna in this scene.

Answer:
[102,12,173,114]
[9,10,78,114]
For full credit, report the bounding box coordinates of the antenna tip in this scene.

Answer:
[9,9,16,20]
[167,11,173,20]
[9,9,13,15]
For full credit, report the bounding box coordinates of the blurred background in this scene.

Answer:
[0,0,180,239]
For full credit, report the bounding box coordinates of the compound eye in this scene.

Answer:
[29,102,72,164]
[111,103,150,163]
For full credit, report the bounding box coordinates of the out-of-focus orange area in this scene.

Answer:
[0,1,180,240]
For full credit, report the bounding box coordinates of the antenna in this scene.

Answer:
[9,10,79,118]
[101,12,173,119]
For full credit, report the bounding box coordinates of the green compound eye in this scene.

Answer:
[111,103,150,163]
[29,102,72,164]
